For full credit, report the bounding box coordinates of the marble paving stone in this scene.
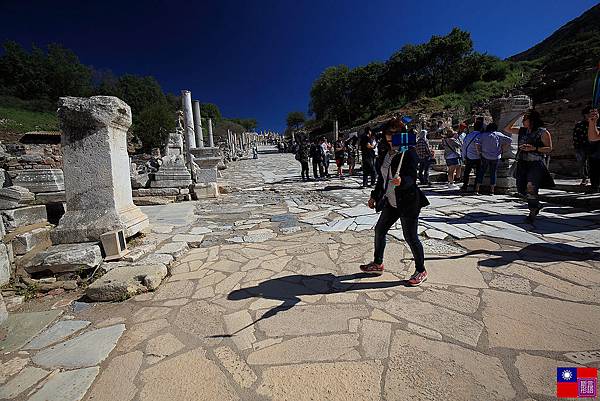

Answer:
[155,242,189,259]
[417,288,480,314]
[215,272,246,295]
[189,226,213,235]
[488,275,532,294]
[370,308,400,323]
[0,357,29,384]
[367,295,483,346]
[214,346,257,389]
[505,263,600,304]
[24,320,91,350]
[257,305,370,337]
[84,351,143,401]
[168,269,207,282]
[316,218,355,232]
[337,205,377,218]
[425,257,487,288]
[457,238,502,251]
[406,323,443,340]
[385,329,515,401]
[209,260,243,273]
[197,271,226,288]
[145,333,185,361]
[421,239,465,255]
[152,280,195,301]
[131,307,171,323]
[138,349,238,401]
[29,367,99,401]
[223,310,256,351]
[482,289,600,350]
[360,319,391,359]
[248,334,360,365]
[117,319,169,352]
[162,298,189,307]
[325,293,359,303]
[539,262,600,286]
[192,285,215,299]
[0,366,49,399]
[257,361,383,401]
[515,353,579,399]
[174,302,225,345]
[485,228,544,244]
[0,310,62,352]
[33,324,125,369]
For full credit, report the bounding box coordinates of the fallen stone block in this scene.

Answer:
[23,243,102,274]
[133,196,176,206]
[12,226,52,255]
[2,205,47,231]
[0,244,10,286]
[86,264,168,301]
[13,169,65,193]
[34,191,66,205]
[156,242,189,259]
[0,186,35,209]
[171,234,204,248]
[132,188,179,197]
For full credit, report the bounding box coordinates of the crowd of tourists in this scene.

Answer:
[289,107,600,285]
[294,107,600,224]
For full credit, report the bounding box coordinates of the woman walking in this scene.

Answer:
[441,128,463,189]
[361,128,377,187]
[505,110,554,223]
[360,118,430,286]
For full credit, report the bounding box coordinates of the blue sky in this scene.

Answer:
[1,0,598,132]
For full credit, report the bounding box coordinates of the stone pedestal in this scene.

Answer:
[164,132,184,157]
[52,96,149,244]
[13,169,64,193]
[150,155,192,188]
[190,147,221,185]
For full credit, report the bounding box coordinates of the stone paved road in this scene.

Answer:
[2,149,600,401]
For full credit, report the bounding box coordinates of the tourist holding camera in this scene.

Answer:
[361,118,430,286]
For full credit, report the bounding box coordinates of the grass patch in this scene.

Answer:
[0,106,59,134]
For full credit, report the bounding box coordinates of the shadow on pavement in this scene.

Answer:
[210,273,409,338]
[427,243,600,268]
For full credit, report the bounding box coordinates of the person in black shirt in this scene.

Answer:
[360,127,377,187]
[585,108,600,193]
[310,138,325,179]
[573,107,594,187]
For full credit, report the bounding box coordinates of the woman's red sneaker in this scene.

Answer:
[359,262,384,275]
[407,270,428,286]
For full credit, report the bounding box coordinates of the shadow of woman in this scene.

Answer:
[208,272,409,338]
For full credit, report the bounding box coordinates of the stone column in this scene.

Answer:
[192,100,204,148]
[181,91,196,174]
[53,96,149,243]
[334,120,339,141]
[208,118,215,147]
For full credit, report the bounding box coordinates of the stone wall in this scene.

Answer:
[0,143,63,177]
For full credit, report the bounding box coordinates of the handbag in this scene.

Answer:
[376,151,406,212]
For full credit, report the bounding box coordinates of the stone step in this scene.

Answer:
[538,189,600,210]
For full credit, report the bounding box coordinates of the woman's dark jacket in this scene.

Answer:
[370,147,430,218]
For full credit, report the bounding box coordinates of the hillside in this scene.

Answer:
[510,3,600,63]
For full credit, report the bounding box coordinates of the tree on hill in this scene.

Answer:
[286,111,306,129]
[200,103,222,120]
[228,118,258,131]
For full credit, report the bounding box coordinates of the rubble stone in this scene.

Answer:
[1,205,47,231]
[0,186,34,209]
[23,243,102,274]
[86,264,168,301]
[12,226,51,255]
[13,169,65,193]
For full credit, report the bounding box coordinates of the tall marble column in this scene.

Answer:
[334,120,339,141]
[208,118,215,147]
[181,91,196,173]
[53,96,149,243]
[192,100,204,148]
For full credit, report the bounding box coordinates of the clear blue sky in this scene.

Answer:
[1,0,598,132]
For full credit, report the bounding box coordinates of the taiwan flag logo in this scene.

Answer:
[557,367,598,398]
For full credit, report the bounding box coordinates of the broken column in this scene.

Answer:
[208,118,215,147]
[192,100,204,148]
[52,96,149,243]
[181,90,197,174]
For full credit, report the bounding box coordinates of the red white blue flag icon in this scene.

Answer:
[557,367,598,398]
